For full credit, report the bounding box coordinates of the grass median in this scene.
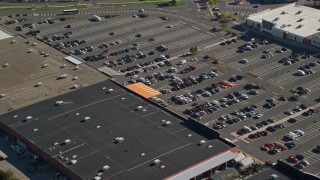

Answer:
[0,4,87,12]
[99,1,185,7]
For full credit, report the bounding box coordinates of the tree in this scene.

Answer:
[0,169,19,180]
[208,0,216,7]
[190,46,198,55]
[171,0,176,5]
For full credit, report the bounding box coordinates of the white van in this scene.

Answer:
[178,59,187,65]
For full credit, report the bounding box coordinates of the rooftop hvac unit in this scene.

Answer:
[34,82,43,87]
[164,121,172,126]
[153,159,161,165]
[199,140,206,145]
[107,88,114,93]
[102,165,110,171]
[64,139,71,144]
[55,101,64,106]
[71,84,79,89]
[115,137,125,143]
[70,160,77,164]
[60,74,67,79]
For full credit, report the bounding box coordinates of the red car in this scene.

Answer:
[289,156,299,163]
[265,143,275,149]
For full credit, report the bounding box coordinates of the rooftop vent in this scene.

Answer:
[70,159,77,164]
[102,165,110,171]
[199,140,206,146]
[94,176,101,180]
[26,116,33,120]
[207,145,213,149]
[32,128,38,132]
[53,142,59,146]
[187,134,192,137]
[160,165,166,169]
[96,125,101,129]
[107,89,114,93]
[84,116,91,121]
[297,18,304,22]
[2,63,9,67]
[297,24,303,28]
[72,155,77,159]
[136,106,145,111]
[55,101,64,106]
[114,137,125,143]
[72,76,78,81]
[153,159,161,165]
[140,153,146,157]
[75,112,80,116]
[64,139,71,145]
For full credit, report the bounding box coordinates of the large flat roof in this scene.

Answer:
[247,3,320,37]
[0,80,233,180]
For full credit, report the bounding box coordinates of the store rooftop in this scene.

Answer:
[0,80,235,180]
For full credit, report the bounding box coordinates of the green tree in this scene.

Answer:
[208,0,216,7]
[0,169,19,180]
[190,46,198,55]
[171,0,177,5]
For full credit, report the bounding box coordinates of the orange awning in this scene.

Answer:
[126,82,161,99]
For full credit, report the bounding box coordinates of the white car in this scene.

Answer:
[239,59,248,64]
[300,159,310,166]
[296,70,306,76]
[294,129,305,136]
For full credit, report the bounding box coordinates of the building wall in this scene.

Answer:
[0,122,83,180]
[272,28,285,38]
[311,36,320,47]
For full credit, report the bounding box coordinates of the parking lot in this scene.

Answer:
[2,8,320,175]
